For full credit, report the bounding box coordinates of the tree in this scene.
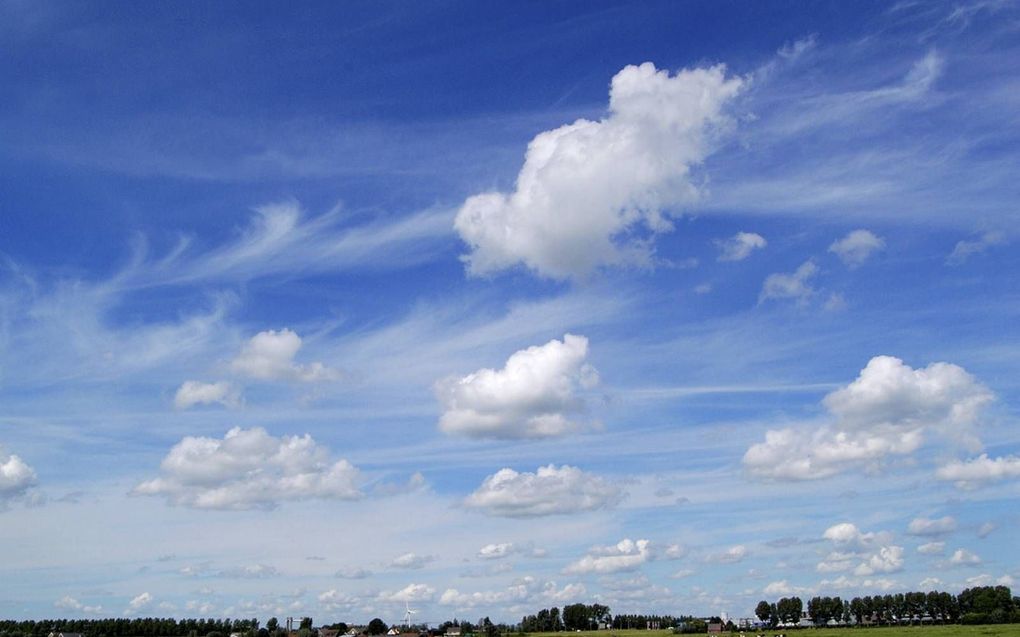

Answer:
[299,620,313,631]
[562,605,586,631]
[367,620,388,636]
[755,601,772,625]
[549,608,562,632]
[776,597,803,624]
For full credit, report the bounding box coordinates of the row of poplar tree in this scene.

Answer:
[755,586,1019,626]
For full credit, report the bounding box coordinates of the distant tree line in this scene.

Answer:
[755,586,1020,627]
[0,618,260,637]
[610,615,684,631]
[519,606,694,633]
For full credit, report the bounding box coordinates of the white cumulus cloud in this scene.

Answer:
[823,522,889,548]
[318,589,358,612]
[917,542,945,555]
[454,62,743,280]
[390,552,435,570]
[744,355,994,480]
[334,566,371,579]
[829,229,885,268]
[717,232,767,261]
[125,592,153,615]
[965,574,1014,587]
[377,583,435,603]
[55,596,103,614]
[230,328,340,382]
[705,545,748,564]
[131,426,361,510]
[907,516,957,536]
[947,231,1006,265]
[763,580,807,596]
[0,446,37,501]
[759,260,818,304]
[949,548,981,566]
[478,543,516,560]
[436,334,599,439]
[174,380,242,409]
[563,538,652,574]
[218,564,279,578]
[854,546,905,576]
[475,542,544,560]
[463,464,621,518]
[439,577,584,609]
[936,454,1020,488]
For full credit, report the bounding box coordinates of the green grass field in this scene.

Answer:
[523,627,1020,637]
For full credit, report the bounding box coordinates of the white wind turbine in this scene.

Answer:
[403,601,418,628]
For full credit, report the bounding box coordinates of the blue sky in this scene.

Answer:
[1,0,1019,625]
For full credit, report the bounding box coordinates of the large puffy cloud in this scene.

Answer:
[744,356,994,480]
[463,464,622,518]
[454,62,743,280]
[717,232,767,262]
[822,357,991,438]
[436,334,599,439]
[936,454,1020,488]
[829,229,885,268]
[132,427,361,510]
[0,446,37,502]
[174,380,242,409]
[231,328,340,382]
[563,538,651,574]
